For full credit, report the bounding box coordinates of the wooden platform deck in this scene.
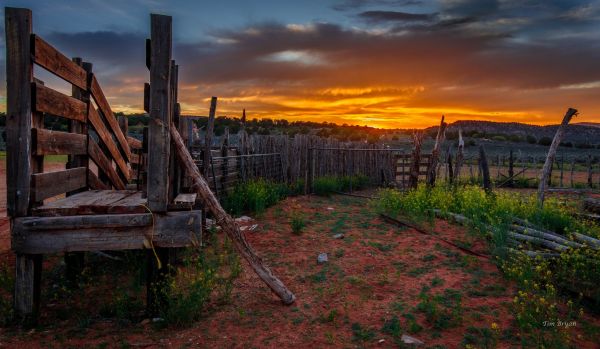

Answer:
[32,190,147,217]
[11,190,202,254]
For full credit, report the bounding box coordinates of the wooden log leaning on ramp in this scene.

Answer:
[537,108,578,207]
[170,122,296,305]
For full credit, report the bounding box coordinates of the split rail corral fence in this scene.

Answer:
[4,6,600,325]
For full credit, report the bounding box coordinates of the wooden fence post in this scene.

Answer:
[479,146,491,193]
[408,132,423,189]
[508,150,514,187]
[570,158,575,188]
[6,7,43,325]
[538,108,577,206]
[426,115,447,186]
[453,128,464,181]
[147,13,172,212]
[203,97,217,177]
[588,154,593,188]
[64,57,92,286]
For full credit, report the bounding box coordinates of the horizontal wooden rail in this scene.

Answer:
[88,139,126,190]
[88,105,130,180]
[32,128,87,155]
[12,211,202,254]
[90,75,131,160]
[32,34,87,90]
[127,136,142,150]
[31,167,87,202]
[32,82,86,122]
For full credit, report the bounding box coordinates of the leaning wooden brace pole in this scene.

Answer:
[170,123,296,305]
[426,115,447,186]
[537,108,578,207]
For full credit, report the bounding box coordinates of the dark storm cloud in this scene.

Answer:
[358,10,433,22]
[333,0,423,11]
[172,19,600,92]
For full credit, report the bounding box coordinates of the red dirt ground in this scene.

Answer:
[0,193,598,348]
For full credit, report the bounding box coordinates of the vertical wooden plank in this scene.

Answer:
[203,97,217,176]
[68,58,91,194]
[147,14,172,212]
[6,7,33,217]
[6,7,43,324]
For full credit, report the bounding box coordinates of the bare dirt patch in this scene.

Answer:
[0,193,598,348]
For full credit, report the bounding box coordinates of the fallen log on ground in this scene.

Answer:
[507,231,570,252]
[379,213,489,258]
[584,198,600,214]
[432,209,600,253]
[170,122,296,305]
[510,225,583,248]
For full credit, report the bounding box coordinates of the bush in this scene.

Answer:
[160,233,241,327]
[526,135,537,144]
[223,179,290,215]
[538,137,552,146]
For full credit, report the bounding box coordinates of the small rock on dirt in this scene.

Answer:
[401,334,424,346]
[317,253,328,264]
[333,233,344,239]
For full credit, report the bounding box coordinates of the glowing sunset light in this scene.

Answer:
[1,1,599,129]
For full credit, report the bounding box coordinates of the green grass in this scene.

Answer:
[222,179,292,215]
[313,175,369,196]
[373,184,600,346]
[290,214,306,235]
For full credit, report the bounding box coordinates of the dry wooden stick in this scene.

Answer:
[538,108,578,207]
[170,122,296,305]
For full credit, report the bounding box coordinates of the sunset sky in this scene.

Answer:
[1,0,600,128]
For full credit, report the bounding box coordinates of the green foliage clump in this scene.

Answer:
[290,214,306,235]
[223,179,291,215]
[374,184,600,346]
[313,175,369,196]
[160,232,241,327]
[0,262,13,326]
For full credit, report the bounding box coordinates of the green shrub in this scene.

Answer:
[161,233,241,327]
[223,179,290,215]
[290,214,306,235]
[313,175,369,196]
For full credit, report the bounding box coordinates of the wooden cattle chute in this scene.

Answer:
[5,8,203,323]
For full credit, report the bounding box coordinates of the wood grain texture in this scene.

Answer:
[31,167,87,202]
[90,75,131,160]
[5,7,33,217]
[32,82,87,122]
[87,169,110,190]
[87,139,126,190]
[87,105,130,180]
[32,128,87,155]
[31,190,144,216]
[147,14,172,212]
[32,35,87,89]
[537,108,578,206]
[171,123,295,305]
[13,211,202,254]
